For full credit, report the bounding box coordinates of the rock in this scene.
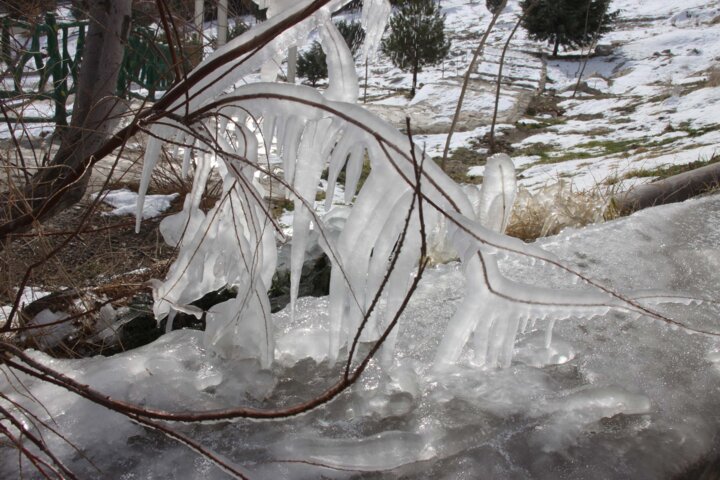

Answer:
[594,44,613,56]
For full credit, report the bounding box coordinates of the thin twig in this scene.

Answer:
[441,0,507,170]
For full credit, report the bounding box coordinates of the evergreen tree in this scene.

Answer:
[297,42,327,86]
[297,20,366,86]
[520,0,619,57]
[381,0,451,97]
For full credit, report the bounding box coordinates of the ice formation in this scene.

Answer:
[134,0,690,372]
[4,194,720,478]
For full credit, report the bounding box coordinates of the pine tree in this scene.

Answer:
[297,42,327,86]
[520,0,618,57]
[381,0,451,97]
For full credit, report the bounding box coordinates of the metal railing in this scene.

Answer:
[1,13,85,124]
[1,14,187,124]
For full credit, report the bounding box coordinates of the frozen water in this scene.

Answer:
[476,153,516,232]
[3,195,720,479]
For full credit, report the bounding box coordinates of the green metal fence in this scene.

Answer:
[0,14,183,124]
[117,26,178,102]
[0,13,85,124]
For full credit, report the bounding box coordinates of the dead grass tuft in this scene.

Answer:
[507,181,614,241]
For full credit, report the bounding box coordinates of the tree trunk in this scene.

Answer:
[2,0,132,238]
[612,162,720,215]
[411,64,418,97]
[552,38,560,57]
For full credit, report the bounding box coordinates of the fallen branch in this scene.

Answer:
[612,161,720,215]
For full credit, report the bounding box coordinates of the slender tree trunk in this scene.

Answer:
[2,0,132,237]
[440,0,506,170]
[411,64,418,97]
[217,0,228,46]
[489,12,525,154]
[287,46,298,83]
[552,37,560,57]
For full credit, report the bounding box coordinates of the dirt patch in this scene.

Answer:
[524,93,566,118]
[1,199,179,302]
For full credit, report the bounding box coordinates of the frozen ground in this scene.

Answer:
[2,193,720,479]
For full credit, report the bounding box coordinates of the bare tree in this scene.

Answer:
[1,0,132,239]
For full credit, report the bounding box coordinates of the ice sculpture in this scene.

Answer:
[135,0,684,372]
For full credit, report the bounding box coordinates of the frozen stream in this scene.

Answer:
[2,195,720,478]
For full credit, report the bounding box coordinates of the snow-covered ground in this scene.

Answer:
[510,0,720,191]
[6,0,719,196]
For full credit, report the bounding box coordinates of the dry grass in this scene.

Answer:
[707,67,720,87]
[506,181,615,241]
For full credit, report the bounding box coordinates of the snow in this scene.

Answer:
[92,188,178,219]
[509,0,720,190]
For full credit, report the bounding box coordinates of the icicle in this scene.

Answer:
[181,136,194,178]
[222,124,259,181]
[261,115,277,161]
[364,190,415,313]
[378,209,422,367]
[326,170,409,362]
[477,153,516,232]
[166,309,176,333]
[289,119,332,316]
[343,143,366,203]
[318,10,359,103]
[433,255,487,370]
[190,153,214,209]
[280,116,305,190]
[136,125,168,233]
[324,129,355,210]
[545,318,556,349]
[360,0,392,63]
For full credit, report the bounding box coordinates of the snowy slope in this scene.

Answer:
[7,0,719,199]
[510,0,720,191]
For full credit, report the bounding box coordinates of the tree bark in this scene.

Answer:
[440,0,506,170]
[612,162,720,215]
[2,0,132,237]
[489,11,525,154]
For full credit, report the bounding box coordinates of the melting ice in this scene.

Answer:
[3,195,720,479]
